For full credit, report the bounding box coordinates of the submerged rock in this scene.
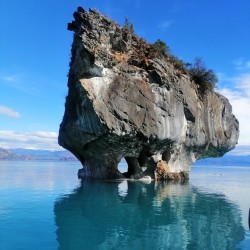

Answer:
[59,7,239,179]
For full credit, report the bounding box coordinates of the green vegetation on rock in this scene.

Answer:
[187,57,218,95]
[151,39,170,56]
[151,39,218,95]
[123,17,134,33]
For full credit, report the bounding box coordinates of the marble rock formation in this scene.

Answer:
[58,7,239,179]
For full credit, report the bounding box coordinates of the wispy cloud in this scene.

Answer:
[0,131,63,150]
[123,0,141,8]
[233,58,250,71]
[0,105,21,118]
[0,73,22,84]
[0,75,18,82]
[0,72,39,96]
[158,20,174,30]
[219,73,250,146]
[170,2,184,13]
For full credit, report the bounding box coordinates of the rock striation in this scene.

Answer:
[58,7,239,179]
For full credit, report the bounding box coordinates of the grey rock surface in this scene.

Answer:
[59,7,239,179]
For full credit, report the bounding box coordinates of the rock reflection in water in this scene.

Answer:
[54,180,244,250]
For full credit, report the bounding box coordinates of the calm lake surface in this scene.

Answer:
[0,160,249,250]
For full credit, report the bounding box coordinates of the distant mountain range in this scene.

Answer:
[0,147,249,166]
[0,148,78,161]
[0,148,29,160]
[195,154,250,166]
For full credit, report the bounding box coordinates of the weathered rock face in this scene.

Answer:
[59,7,239,179]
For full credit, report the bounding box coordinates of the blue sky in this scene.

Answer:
[0,0,249,152]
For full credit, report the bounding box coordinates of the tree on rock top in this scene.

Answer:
[152,39,171,56]
[187,57,218,95]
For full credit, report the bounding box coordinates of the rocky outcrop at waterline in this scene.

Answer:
[58,7,239,180]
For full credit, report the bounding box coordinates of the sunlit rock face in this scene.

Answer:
[58,7,239,179]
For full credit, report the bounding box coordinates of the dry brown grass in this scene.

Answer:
[112,52,130,63]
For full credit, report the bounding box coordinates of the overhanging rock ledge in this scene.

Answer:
[58,7,239,180]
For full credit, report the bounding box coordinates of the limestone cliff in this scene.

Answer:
[58,7,239,179]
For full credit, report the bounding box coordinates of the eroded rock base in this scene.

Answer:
[154,160,189,180]
[77,159,189,181]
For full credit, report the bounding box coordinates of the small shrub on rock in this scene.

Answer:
[151,39,170,56]
[187,57,218,95]
[169,55,188,74]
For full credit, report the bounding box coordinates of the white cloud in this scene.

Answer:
[0,131,63,150]
[219,73,250,146]
[233,58,250,71]
[0,105,21,118]
[158,20,173,30]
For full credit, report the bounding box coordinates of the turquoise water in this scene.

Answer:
[0,161,249,249]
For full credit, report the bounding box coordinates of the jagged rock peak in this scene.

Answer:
[58,7,239,180]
